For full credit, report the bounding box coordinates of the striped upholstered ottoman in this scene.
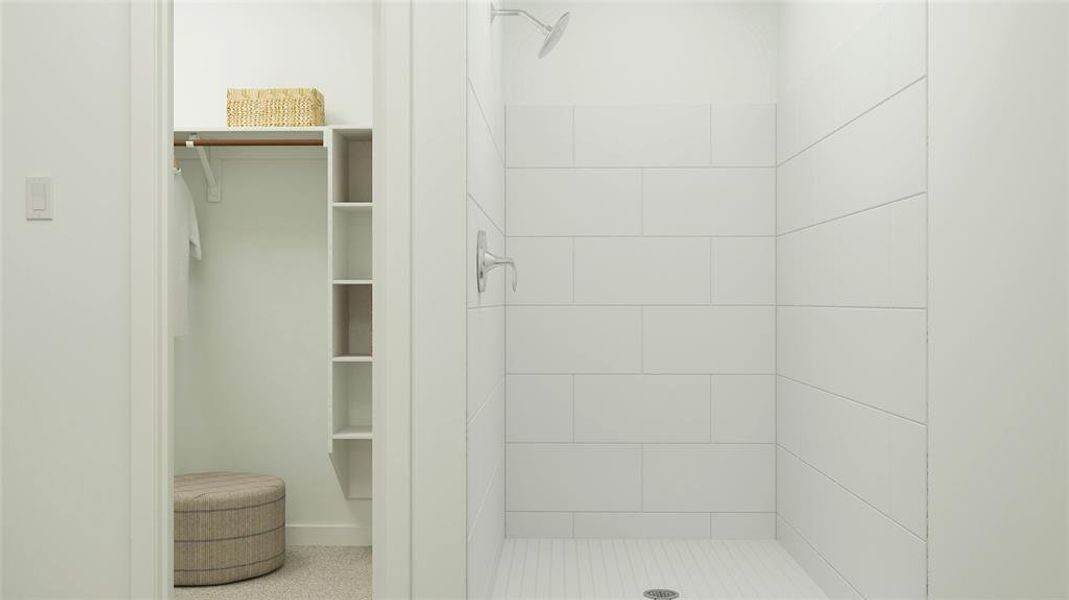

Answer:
[174,472,286,586]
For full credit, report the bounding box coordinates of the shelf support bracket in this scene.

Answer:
[186,135,221,202]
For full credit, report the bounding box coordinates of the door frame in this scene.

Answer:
[128,1,416,597]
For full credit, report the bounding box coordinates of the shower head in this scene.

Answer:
[538,12,570,58]
[492,6,570,58]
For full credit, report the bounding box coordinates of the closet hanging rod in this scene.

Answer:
[173,139,323,147]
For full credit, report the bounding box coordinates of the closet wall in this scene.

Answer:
[775,2,928,598]
[175,1,372,126]
[466,0,506,598]
[173,2,374,545]
[501,1,779,539]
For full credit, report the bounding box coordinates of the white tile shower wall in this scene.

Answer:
[467,1,506,598]
[506,103,777,538]
[776,2,928,597]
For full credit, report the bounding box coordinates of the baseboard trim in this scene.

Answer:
[286,524,371,547]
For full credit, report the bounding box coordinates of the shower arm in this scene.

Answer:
[491,7,553,34]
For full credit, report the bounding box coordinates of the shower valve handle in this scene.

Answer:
[476,230,518,293]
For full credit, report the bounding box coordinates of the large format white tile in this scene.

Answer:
[643,444,775,512]
[574,238,711,305]
[506,105,573,167]
[574,105,711,167]
[507,169,642,236]
[712,375,775,443]
[573,513,710,539]
[777,377,926,538]
[709,513,776,539]
[712,237,776,304]
[777,1,927,160]
[467,306,504,416]
[506,237,573,305]
[467,384,504,532]
[779,195,927,308]
[778,80,927,233]
[643,168,775,236]
[573,375,710,443]
[778,306,926,422]
[643,307,775,374]
[778,449,926,599]
[506,374,573,443]
[711,104,776,167]
[467,86,505,230]
[468,198,505,308]
[507,306,642,374]
[507,444,642,512]
[506,512,574,538]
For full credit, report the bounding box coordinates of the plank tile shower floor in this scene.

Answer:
[492,539,826,600]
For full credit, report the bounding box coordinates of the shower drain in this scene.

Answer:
[643,590,680,600]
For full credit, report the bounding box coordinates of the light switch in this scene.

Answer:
[26,177,53,220]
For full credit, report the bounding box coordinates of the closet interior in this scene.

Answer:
[171,3,377,596]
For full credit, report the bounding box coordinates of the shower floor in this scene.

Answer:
[491,539,825,600]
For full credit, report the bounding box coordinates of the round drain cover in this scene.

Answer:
[643,590,680,600]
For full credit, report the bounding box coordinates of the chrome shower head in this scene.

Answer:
[538,12,570,58]
[492,6,570,58]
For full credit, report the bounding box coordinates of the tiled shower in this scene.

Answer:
[469,1,929,598]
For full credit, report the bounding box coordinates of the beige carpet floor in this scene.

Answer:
[175,546,371,600]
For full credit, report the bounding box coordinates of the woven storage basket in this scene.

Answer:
[226,88,325,127]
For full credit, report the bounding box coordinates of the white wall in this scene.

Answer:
[775,2,928,598]
[503,1,778,105]
[928,2,1068,597]
[466,0,507,597]
[2,2,133,596]
[502,1,779,540]
[174,1,373,127]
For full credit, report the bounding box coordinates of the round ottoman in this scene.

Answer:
[174,472,286,586]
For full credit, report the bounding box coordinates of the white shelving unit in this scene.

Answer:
[326,126,375,501]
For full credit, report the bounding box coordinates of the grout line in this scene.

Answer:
[467,377,505,428]
[467,191,505,238]
[773,99,780,525]
[639,306,645,374]
[467,79,505,166]
[507,303,775,308]
[778,445,927,542]
[505,441,777,447]
[777,515,867,599]
[510,509,776,515]
[639,444,645,511]
[506,165,775,171]
[777,374,927,428]
[709,237,716,304]
[709,374,716,443]
[776,75,928,168]
[571,375,576,443]
[507,371,776,377]
[571,105,576,167]
[777,191,926,237]
[571,238,576,303]
[505,234,779,239]
[777,303,925,310]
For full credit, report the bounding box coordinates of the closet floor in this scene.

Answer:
[174,546,371,600]
[492,539,826,600]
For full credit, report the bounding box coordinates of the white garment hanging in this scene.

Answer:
[171,169,202,337]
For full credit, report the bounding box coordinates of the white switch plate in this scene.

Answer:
[26,177,53,220]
